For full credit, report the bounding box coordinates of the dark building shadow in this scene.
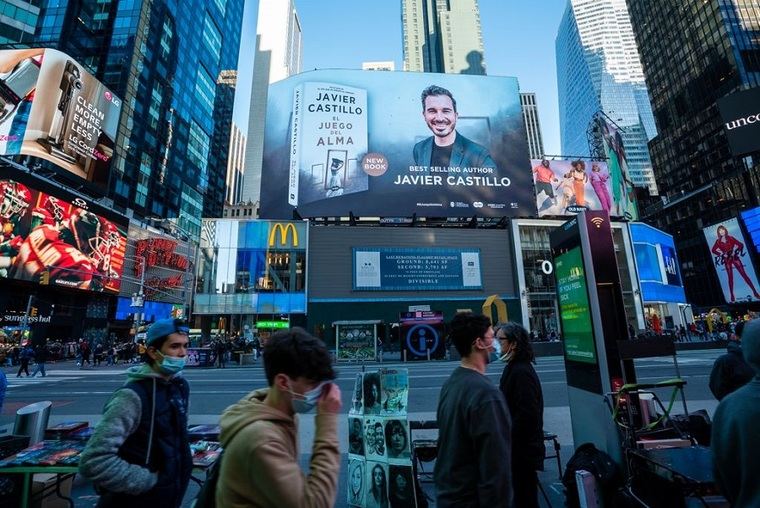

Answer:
[460,50,486,75]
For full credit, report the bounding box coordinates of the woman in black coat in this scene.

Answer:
[496,322,545,508]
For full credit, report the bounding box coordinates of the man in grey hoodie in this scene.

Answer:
[79,318,192,507]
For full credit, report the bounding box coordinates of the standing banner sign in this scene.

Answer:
[703,218,760,303]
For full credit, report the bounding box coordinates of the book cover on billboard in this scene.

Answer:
[288,82,368,207]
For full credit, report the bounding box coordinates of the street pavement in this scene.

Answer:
[0,348,724,507]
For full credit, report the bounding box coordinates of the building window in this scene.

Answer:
[213,0,226,14]
[202,14,222,63]
[195,66,216,117]
[188,121,210,188]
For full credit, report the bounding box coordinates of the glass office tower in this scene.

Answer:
[23,0,244,237]
[626,0,760,308]
[556,0,658,195]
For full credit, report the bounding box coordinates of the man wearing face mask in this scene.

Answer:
[79,318,192,507]
[496,322,545,508]
[434,312,513,508]
[216,327,341,508]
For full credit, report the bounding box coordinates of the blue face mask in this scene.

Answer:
[156,352,186,375]
[288,381,327,413]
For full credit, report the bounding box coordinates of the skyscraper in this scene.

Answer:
[626,0,760,307]
[402,0,486,75]
[520,93,545,160]
[22,0,244,237]
[206,69,239,218]
[240,0,302,208]
[556,0,658,195]
[226,123,247,206]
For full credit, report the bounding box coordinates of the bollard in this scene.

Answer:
[403,350,407,362]
[426,349,431,361]
[14,401,52,445]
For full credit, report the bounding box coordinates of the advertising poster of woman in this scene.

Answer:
[703,218,760,303]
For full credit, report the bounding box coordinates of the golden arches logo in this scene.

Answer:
[268,223,299,247]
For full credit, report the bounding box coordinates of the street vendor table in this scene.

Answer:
[0,438,222,507]
[0,439,83,508]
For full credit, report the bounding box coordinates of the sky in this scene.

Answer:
[233,0,568,155]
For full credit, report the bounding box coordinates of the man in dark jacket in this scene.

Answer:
[712,318,760,507]
[434,312,513,508]
[31,341,49,377]
[496,322,545,508]
[79,318,192,507]
[709,321,754,400]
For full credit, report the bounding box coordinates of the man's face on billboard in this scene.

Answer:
[423,94,457,139]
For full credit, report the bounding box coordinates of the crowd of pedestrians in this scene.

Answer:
[2,310,755,507]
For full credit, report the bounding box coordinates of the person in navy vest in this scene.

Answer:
[79,318,192,507]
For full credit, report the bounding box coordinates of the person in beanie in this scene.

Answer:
[79,318,192,507]
[215,327,341,508]
[712,318,760,507]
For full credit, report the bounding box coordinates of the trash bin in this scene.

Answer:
[13,401,52,445]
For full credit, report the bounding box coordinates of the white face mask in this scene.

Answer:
[287,380,327,413]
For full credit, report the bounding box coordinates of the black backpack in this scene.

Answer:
[193,449,225,508]
[562,443,622,508]
[194,422,251,508]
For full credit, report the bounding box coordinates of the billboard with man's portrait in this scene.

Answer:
[260,69,535,218]
[0,48,122,187]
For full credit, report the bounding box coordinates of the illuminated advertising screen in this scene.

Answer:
[629,223,686,303]
[0,49,122,187]
[260,69,535,218]
[120,227,195,305]
[598,117,638,220]
[740,206,760,254]
[554,246,597,364]
[531,159,620,217]
[703,217,760,304]
[0,173,127,293]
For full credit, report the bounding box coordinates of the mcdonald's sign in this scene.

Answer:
[268,222,299,247]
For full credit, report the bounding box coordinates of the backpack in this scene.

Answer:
[194,424,248,508]
[193,449,225,508]
[562,442,622,508]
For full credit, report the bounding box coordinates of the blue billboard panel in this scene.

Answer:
[741,206,760,254]
[116,298,175,322]
[630,223,686,303]
[353,248,482,291]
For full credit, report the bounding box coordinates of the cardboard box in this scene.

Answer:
[31,473,73,508]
